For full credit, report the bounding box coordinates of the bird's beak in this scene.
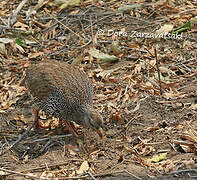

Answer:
[96,127,104,139]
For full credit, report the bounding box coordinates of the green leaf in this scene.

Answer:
[15,39,25,46]
[172,21,191,34]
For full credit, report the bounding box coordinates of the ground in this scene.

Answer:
[0,0,197,179]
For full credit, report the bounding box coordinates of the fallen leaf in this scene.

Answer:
[13,21,28,31]
[56,0,81,9]
[0,38,13,44]
[111,41,122,55]
[77,161,89,174]
[0,43,6,55]
[110,112,124,124]
[190,16,197,24]
[118,4,143,13]
[147,153,167,163]
[183,159,195,169]
[89,48,118,62]
[155,24,173,35]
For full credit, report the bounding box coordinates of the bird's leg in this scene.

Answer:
[64,120,79,137]
[32,109,40,129]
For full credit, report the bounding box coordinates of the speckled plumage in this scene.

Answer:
[25,60,103,132]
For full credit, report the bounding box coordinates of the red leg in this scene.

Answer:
[33,109,40,129]
[64,120,79,137]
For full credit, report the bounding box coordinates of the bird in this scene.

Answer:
[25,60,103,138]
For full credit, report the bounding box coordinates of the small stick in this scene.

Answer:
[0,118,37,156]
[87,171,97,180]
[48,13,83,40]
[8,0,29,27]
[167,169,197,175]
[93,169,142,180]
[2,168,142,180]
[90,15,95,48]
[0,168,38,179]
[154,47,162,95]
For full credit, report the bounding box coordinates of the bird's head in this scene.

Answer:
[80,105,104,138]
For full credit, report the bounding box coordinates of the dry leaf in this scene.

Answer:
[77,161,89,174]
[118,4,143,13]
[134,64,142,74]
[147,153,167,163]
[145,126,160,132]
[13,22,28,31]
[28,52,44,59]
[111,41,122,55]
[180,144,193,153]
[183,159,195,169]
[190,16,197,24]
[0,38,13,44]
[57,0,81,9]
[110,112,124,124]
[159,66,176,75]
[155,24,173,35]
[96,68,118,78]
[34,0,48,11]
[89,48,118,62]
[0,43,6,55]
[190,103,197,110]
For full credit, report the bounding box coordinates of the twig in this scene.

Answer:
[143,75,160,89]
[177,64,192,72]
[46,37,92,57]
[90,15,95,48]
[154,46,162,95]
[0,167,88,179]
[1,167,142,180]
[189,175,197,178]
[93,170,142,180]
[0,168,38,179]
[144,142,166,145]
[23,134,72,144]
[48,14,83,40]
[42,15,68,32]
[124,170,142,180]
[0,25,26,32]
[3,137,15,156]
[8,0,29,27]
[125,117,135,128]
[87,171,97,180]
[56,169,142,180]
[75,37,92,49]
[21,159,100,172]
[167,169,197,175]
[0,120,37,156]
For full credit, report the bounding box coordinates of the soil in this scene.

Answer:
[1,94,197,179]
